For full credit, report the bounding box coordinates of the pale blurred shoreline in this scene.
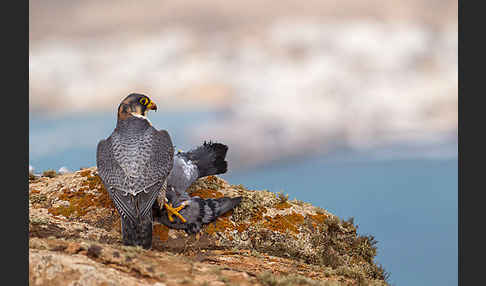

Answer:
[29,110,457,173]
[29,0,457,169]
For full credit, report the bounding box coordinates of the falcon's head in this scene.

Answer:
[117,93,157,121]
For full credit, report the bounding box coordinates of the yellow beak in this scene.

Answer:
[147,100,157,111]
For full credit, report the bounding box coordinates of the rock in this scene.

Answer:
[29,166,390,286]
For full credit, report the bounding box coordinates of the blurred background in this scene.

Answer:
[29,0,457,285]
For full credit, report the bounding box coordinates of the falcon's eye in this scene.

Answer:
[139,98,149,105]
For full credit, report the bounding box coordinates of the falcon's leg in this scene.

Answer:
[164,201,189,223]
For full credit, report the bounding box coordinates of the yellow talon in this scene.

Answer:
[164,202,187,223]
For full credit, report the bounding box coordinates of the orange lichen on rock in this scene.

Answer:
[307,213,328,224]
[80,172,107,191]
[220,210,234,219]
[190,188,224,199]
[113,217,122,234]
[263,212,305,234]
[79,171,115,209]
[236,223,249,233]
[153,224,169,242]
[48,188,97,218]
[30,189,40,194]
[250,207,268,223]
[48,172,115,218]
[78,169,92,177]
[96,188,115,209]
[203,175,219,184]
[307,213,329,231]
[205,217,235,235]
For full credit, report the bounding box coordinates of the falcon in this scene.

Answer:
[153,142,242,234]
[96,93,174,249]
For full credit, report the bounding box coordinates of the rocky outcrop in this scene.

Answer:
[29,167,389,285]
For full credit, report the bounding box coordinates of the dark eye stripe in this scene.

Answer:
[140,98,148,105]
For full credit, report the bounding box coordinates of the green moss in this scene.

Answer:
[30,193,48,204]
[307,216,389,282]
[187,175,226,193]
[231,189,277,224]
[245,211,389,284]
[30,217,48,225]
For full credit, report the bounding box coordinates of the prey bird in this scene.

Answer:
[153,142,242,234]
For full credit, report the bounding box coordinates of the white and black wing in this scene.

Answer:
[167,141,228,197]
[155,141,242,234]
[155,196,242,234]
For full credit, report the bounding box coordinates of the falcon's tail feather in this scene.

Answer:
[182,141,228,178]
[121,214,153,249]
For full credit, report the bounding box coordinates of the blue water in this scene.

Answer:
[224,156,457,286]
[29,112,457,286]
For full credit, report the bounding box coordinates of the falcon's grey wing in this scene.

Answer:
[97,119,173,249]
[154,195,242,234]
[108,120,173,196]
